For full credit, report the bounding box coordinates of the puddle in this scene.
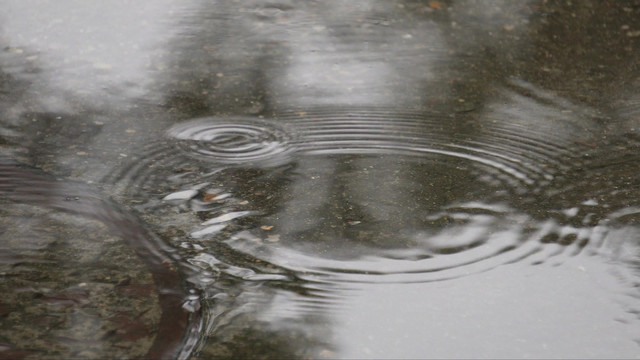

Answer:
[1,0,640,358]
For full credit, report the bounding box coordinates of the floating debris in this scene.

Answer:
[163,189,198,201]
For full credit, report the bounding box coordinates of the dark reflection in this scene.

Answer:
[0,35,203,356]
[0,160,201,358]
[525,0,640,107]
[160,0,457,116]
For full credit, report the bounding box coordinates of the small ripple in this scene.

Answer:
[167,117,295,167]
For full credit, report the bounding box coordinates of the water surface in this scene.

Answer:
[1,0,640,358]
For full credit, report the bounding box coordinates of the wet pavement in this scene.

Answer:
[1,0,640,358]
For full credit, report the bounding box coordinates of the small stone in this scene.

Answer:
[266,234,280,242]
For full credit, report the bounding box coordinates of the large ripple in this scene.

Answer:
[106,85,610,285]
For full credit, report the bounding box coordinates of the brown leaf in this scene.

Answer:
[203,193,219,202]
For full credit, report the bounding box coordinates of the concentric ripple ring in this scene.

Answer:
[113,92,605,285]
[168,117,295,166]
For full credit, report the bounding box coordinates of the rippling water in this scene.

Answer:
[105,84,640,357]
[2,0,640,358]
[112,81,610,282]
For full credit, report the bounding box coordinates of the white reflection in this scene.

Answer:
[333,256,639,359]
[270,1,444,107]
[1,0,185,101]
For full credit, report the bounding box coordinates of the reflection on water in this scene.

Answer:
[0,161,199,358]
[1,0,640,358]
